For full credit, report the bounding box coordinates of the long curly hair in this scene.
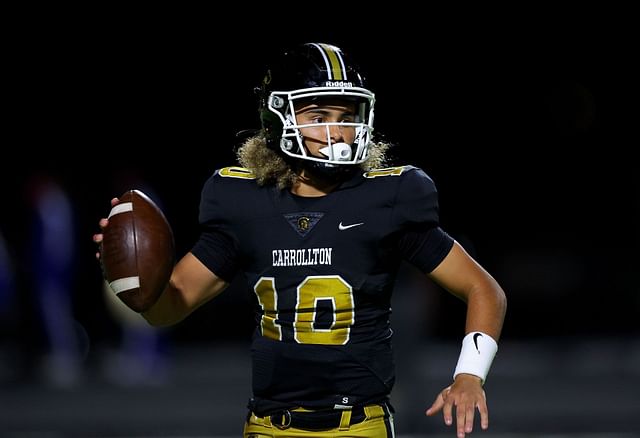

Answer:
[236,136,390,189]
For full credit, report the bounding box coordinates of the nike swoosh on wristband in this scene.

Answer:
[473,333,483,353]
[338,222,364,231]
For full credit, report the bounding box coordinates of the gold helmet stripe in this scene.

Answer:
[311,43,347,81]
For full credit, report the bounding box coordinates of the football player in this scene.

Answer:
[95,42,507,438]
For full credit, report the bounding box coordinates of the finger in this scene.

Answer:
[464,402,475,434]
[443,394,453,427]
[95,251,101,260]
[456,401,467,438]
[93,234,103,243]
[425,392,444,416]
[99,218,109,229]
[110,197,119,207]
[477,399,489,430]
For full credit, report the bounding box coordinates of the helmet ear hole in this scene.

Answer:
[281,138,294,151]
[271,95,285,109]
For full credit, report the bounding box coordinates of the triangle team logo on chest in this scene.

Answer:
[283,212,324,237]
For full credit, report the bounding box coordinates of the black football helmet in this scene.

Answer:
[259,43,375,169]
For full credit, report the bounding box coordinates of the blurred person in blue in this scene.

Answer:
[28,175,83,386]
[0,231,15,321]
[0,231,17,368]
[95,42,506,437]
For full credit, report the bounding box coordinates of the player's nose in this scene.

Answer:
[327,124,344,143]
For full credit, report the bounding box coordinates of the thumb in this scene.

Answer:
[425,392,445,416]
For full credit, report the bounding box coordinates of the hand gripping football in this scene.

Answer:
[101,190,175,312]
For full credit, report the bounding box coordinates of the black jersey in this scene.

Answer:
[191,165,454,413]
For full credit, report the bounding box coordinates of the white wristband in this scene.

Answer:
[453,331,498,384]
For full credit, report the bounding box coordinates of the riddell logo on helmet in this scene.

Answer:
[324,81,354,87]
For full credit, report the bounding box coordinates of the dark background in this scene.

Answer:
[1,13,638,436]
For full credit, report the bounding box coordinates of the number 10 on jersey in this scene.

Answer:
[254,275,355,345]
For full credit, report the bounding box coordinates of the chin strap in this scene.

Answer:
[298,159,359,181]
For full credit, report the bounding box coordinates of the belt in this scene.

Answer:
[266,404,380,431]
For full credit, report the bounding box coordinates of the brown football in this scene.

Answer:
[101,190,174,312]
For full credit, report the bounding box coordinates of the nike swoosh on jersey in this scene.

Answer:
[338,222,364,231]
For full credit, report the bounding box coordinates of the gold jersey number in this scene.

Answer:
[254,275,355,345]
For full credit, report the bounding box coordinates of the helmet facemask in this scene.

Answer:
[267,87,375,167]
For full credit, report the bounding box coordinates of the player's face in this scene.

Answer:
[294,99,357,159]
